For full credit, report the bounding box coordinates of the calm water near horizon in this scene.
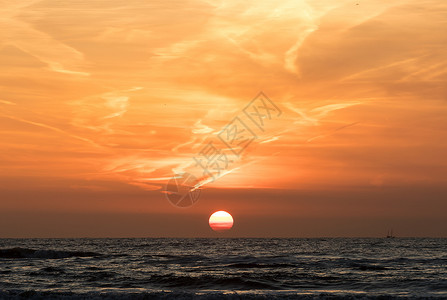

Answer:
[0,238,446,299]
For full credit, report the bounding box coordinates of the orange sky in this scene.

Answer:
[0,0,446,237]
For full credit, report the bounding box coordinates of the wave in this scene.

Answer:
[226,263,295,269]
[0,290,429,299]
[351,263,388,271]
[0,247,101,259]
[28,266,66,277]
[148,274,280,290]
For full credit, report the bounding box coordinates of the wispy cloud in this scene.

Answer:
[311,102,362,117]
[0,100,16,105]
[70,87,141,134]
[2,21,89,76]
[306,122,360,143]
[260,136,280,144]
[0,113,100,147]
[192,119,214,134]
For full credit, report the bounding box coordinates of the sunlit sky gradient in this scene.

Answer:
[1,0,446,237]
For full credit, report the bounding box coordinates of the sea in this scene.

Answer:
[0,238,446,299]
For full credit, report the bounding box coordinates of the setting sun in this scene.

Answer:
[209,211,234,232]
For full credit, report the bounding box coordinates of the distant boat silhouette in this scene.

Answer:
[386,229,395,238]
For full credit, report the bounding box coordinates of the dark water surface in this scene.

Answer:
[0,238,446,299]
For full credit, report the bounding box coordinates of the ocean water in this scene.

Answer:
[0,238,446,299]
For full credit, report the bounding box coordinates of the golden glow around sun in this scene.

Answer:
[209,211,234,232]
